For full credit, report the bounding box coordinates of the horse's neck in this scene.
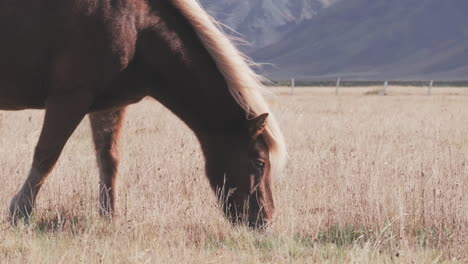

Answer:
[139,1,247,139]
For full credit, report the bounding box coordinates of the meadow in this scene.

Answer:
[0,86,467,263]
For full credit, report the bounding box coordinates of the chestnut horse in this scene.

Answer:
[1,0,286,228]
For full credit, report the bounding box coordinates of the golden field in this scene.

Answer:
[0,86,467,263]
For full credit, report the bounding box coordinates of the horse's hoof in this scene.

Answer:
[9,194,34,224]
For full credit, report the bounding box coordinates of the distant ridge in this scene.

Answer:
[199,0,337,52]
[252,0,468,80]
[201,0,468,81]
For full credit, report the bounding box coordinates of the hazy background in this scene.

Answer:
[200,0,468,81]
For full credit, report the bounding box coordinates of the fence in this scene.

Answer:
[282,78,467,96]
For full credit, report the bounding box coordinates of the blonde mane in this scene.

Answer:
[170,0,287,171]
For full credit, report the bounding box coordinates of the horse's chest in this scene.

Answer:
[89,65,149,112]
[91,91,146,112]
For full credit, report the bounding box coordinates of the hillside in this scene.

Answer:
[199,0,339,52]
[252,0,468,80]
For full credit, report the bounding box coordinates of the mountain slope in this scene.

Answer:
[253,0,468,80]
[200,0,340,52]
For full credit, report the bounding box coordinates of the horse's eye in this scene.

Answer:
[254,160,265,170]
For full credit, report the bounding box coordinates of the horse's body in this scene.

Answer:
[1,0,286,228]
[0,0,150,111]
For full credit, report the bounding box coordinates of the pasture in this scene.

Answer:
[0,86,467,263]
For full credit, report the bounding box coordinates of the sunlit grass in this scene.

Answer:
[0,87,467,263]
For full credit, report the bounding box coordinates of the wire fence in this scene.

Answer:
[271,79,468,87]
[273,79,468,96]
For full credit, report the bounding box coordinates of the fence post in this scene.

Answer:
[381,81,388,96]
[291,78,295,96]
[427,80,434,95]
[335,77,341,96]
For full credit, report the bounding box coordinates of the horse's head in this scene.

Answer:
[204,113,275,229]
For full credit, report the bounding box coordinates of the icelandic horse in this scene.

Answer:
[0,0,286,228]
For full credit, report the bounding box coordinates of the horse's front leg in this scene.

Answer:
[9,91,95,223]
[89,108,126,218]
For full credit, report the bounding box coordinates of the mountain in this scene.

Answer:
[252,0,468,80]
[199,0,340,52]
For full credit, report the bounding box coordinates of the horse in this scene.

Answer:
[0,0,286,228]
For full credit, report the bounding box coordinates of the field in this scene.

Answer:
[0,86,467,263]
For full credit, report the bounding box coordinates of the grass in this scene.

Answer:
[0,86,467,263]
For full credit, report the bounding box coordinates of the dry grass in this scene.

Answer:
[0,86,467,263]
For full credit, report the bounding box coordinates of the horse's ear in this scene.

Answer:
[249,113,269,139]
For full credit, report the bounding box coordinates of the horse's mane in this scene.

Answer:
[170,0,287,171]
